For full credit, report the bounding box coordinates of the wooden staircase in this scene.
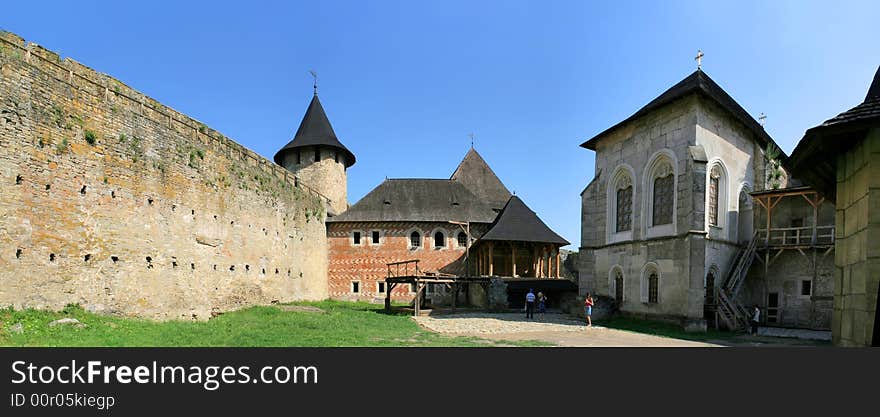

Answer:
[716,231,758,330]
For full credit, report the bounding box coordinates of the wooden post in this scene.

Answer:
[414,280,421,317]
[488,243,494,276]
[452,283,458,312]
[556,248,561,278]
[512,243,517,278]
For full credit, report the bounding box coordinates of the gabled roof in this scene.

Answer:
[450,148,512,209]
[580,70,783,156]
[326,179,498,223]
[477,196,569,245]
[789,65,880,200]
[273,94,356,167]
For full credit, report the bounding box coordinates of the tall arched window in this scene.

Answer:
[608,166,635,241]
[652,163,674,226]
[433,231,446,248]
[708,165,721,226]
[410,231,421,248]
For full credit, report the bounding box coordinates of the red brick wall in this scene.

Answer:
[327,222,487,301]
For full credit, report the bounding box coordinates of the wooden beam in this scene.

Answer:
[556,249,561,278]
[512,243,517,278]
[488,243,494,276]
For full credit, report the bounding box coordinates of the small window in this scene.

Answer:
[371,231,380,245]
[434,231,445,248]
[410,283,417,293]
[296,150,301,164]
[801,280,812,296]
[314,147,320,162]
[377,282,386,293]
[457,232,468,248]
[352,231,361,245]
[648,273,659,303]
[410,231,421,248]
[335,151,340,163]
[351,281,360,294]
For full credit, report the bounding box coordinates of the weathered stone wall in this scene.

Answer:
[833,128,880,346]
[279,147,348,214]
[326,221,486,302]
[0,31,328,320]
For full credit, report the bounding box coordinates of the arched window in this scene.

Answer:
[648,273,659,303]
[616,179,633,232]
[652,163,674,226]
[641,263,661,304]
[708,166,721,226]
[608,166,635,241]
[410,231,421,248]
[433,231,446,248]
[705,270,716,305]
[457,232,468,248]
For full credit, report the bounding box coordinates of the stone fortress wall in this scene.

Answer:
[0,31,329,320]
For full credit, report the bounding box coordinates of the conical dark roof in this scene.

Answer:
[478,196,569,245]
[580,70,783,156]
[273,94,356,167]
[450,148,511,209]
[789,65,880,200]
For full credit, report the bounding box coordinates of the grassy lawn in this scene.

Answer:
[598,316,831,346]
[599,316,738,343]
[0,301,550,347]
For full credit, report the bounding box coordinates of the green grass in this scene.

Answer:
[599,316,740,343]
[0,301,550,347]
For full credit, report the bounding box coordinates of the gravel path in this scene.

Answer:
[414,313,719,347]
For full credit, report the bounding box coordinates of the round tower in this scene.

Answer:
[274,93,355,216]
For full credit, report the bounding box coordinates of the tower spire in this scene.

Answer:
[309,70,318,95]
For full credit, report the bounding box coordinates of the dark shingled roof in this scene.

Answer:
[580,70,784,157]
[478,196,569,245]
[326,179,498,223]
[450,148,512,209]
[789,66,880,200]
[273,94,356,167]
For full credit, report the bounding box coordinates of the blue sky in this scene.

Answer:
[3,1,878,249]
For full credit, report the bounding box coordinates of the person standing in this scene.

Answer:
[525,289,536,319]
[584,293,594,327]
[751,304,760,335]
[537,291,547,320]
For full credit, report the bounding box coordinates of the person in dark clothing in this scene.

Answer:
[525,289,536,319]
[750,304,760,335]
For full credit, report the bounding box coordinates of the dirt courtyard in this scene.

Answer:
[414,312,720,347]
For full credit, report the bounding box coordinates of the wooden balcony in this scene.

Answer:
[756,226,834,249]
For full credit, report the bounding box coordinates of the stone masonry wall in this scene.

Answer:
[327,221,485,303]
[280,147,348,215]
[833,128,880,346]
[0,31,328,320]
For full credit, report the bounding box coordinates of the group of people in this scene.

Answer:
[524,289,548,320]
[524,289,595,328]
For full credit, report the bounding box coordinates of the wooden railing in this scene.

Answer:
[756,226,834,247]
[387,260,420,279]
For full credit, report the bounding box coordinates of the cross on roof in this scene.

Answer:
[468,132,475,149]
[695,50,704,70]
[758,112,767,126]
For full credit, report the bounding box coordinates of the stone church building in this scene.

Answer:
[578,69,835,331]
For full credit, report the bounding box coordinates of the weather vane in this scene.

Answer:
[468,132,475,149]
[695,50,704,70]
[309,70,318,95]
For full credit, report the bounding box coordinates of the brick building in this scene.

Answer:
[273,93,571,305]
